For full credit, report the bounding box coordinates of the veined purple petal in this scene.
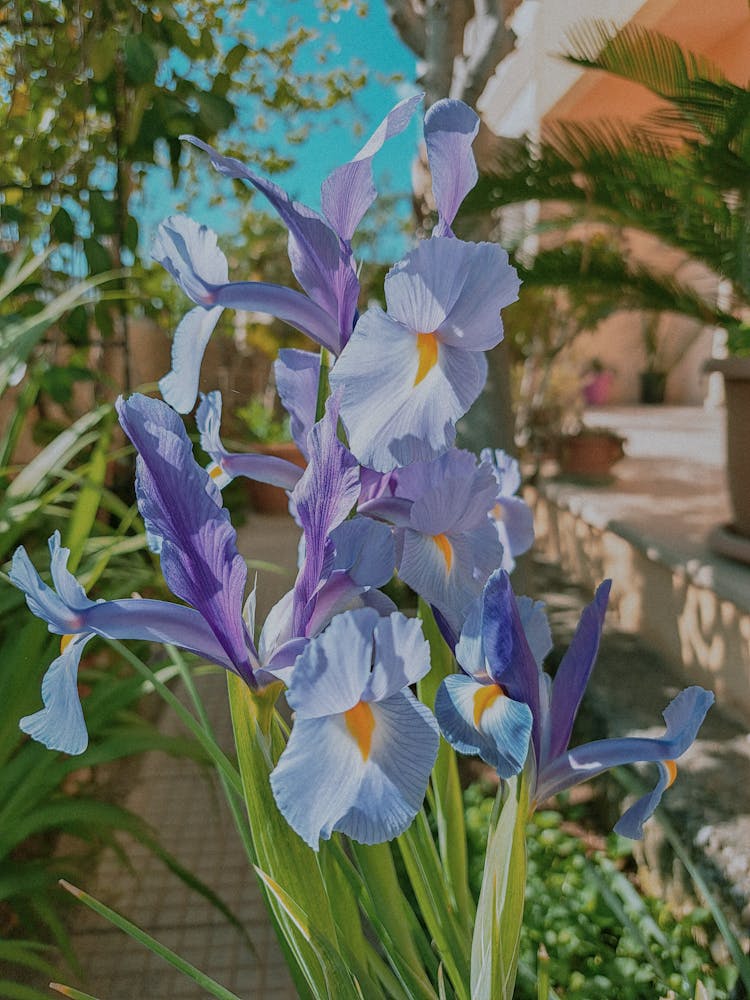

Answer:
[321,93,423,241]
[117,394,255,682]
[159,306,223,414]
[20,634,94,755]
[435,673,532,778]
[545,581,612,764]
[274,349,321,459]
[196,391,303,490]
[424,99,479,237]
[152,216,228,306]
[537,687,714,836]
[385,238,519,350]
[291,399,361,635]
[481,570,542,756]
[330,307,486,472]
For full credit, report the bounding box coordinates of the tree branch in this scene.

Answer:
[451,0,516,107]
[384,0,427,59]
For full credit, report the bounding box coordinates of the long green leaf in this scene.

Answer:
[226,672,345,999]
[470,773,528,1000]
[418,599,474,931]
[64,410,114,572]
[59,880,243,1000]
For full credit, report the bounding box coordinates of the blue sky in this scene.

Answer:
[138,1,419,263]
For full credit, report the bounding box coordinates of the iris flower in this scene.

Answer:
[436,570,713,837]
[196,390,303,491]
[481,449,535,573]
[152,216,340,413]
[329,101,520,471]
[10,394,275,753]
[270,607,439,848]
[153,96,424,415]
[258,398,396,670]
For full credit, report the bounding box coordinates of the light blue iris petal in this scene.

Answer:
[48,532,93,610]
[151,215,229,305]
[270,715,365,849]
[493,495,535,559]
[196,390,225,462]
[435,674,532,778]
[424,99,479,235]
[384,239,518,351]
[454,598,487,680]
[10,544,82,634]
[159,305,224,414]
[321,93,423,242]
[285,607,378,718]
[20,634,94,755]
[332,309,485,472]
[364,613,431,701]
[614,762,673,840]
[335,691,439,845]
[515,595,552,668]
[481,447,522,496]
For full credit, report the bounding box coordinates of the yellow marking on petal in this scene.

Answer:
[492,502,505,521]
[473,684,504,728]
[664,759,677,788]
[208,462,224,480]
[345,700,376,761]
[60,634,75,653]
[413,332,439,386]
[433,533,453,573]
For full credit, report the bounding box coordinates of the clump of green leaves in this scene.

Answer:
[464,784,737,999]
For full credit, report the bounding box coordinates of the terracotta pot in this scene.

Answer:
[245,441,306,514]
[559,431,625,479]
[705,356,750,537]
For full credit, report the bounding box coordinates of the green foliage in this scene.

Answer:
[464,786,738,1000]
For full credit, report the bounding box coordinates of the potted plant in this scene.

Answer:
[558,424,626,481]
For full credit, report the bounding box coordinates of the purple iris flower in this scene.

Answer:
[358,449,501,639]
[152,216,340,413]
[329,101,519,472]
[195,391,303,491]
[258,399,396,672]
[270,608,439,848]
[183,94,421,350]
[10,532,245,754]
[435,570,714,837]
[481,449,534,573]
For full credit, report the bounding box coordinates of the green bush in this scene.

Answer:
[464,783,737,999]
